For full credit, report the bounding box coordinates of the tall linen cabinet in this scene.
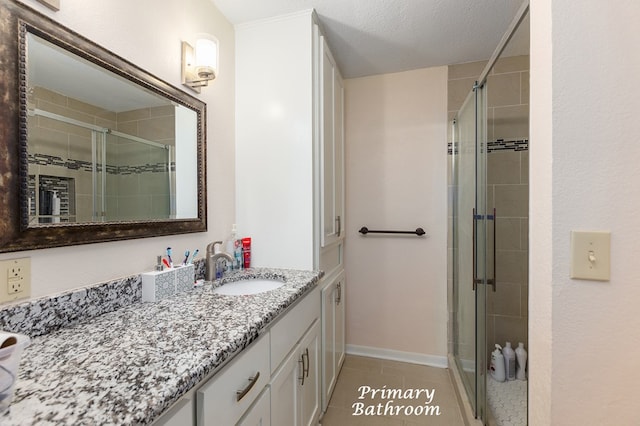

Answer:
[235,9,346,418]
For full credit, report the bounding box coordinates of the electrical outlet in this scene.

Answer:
[0,258,31,303]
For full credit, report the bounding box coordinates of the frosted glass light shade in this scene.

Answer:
[195,38,218,79]
[181,37,218,93]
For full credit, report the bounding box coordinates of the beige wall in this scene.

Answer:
[344,66,448,363]
[530,0,640,424]
[3,0,235,298]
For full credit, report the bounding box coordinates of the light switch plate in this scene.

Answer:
[570,231,610,281]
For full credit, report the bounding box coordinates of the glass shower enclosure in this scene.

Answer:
[450,1,529,424]
[452,80,490,420]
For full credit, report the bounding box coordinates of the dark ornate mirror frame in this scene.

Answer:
[0,0,207,253]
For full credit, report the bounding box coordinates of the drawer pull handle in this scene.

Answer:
[298,348,310,386]
[298,356,305,385]
[236,372,260,402]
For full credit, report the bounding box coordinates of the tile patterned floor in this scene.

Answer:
[320,355,465,426]
[487,377,526,426]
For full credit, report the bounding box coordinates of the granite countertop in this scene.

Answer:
[2,268,322,426]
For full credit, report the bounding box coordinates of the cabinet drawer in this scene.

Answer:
[270,287,320,373]
[197,332,270,426]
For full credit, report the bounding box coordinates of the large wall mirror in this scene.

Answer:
[0,0,207,252]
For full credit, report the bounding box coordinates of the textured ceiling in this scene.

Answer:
[211,0,528,78]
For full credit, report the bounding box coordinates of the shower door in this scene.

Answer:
[95,132,172,222]
[452,83,489,420]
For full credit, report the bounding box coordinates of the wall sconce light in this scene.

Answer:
[181,37,218,93]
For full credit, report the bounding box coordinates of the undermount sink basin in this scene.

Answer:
[213,279,285,296]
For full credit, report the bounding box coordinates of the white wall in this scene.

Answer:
[1,0,235,298]
[530,0,640,424]
[344,67,448,363]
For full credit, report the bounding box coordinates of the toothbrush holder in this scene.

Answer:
[175,264,195,294]
[141,264,196,302]
[142,269,176,302]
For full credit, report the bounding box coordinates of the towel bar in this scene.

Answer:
[358,227,426,236]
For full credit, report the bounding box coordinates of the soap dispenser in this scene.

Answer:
[490,344,505,382]
[226,224,238,269]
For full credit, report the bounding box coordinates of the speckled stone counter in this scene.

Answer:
[1,268,322,425]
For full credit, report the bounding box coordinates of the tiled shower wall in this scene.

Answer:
[448,56,530,357]
[110,105,175,221]
[28,86,115,222]
[27,87,174,222]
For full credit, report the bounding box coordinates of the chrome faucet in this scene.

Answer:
[206,241,234,281]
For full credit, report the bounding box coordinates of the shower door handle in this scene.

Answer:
[472,208,497,292]
[472,209,482,291]
[487,207,497,292]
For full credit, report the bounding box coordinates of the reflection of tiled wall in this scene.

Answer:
[112,106,175,221]
[447,56,529,358]
[28,86,116,222]
[27,87,174,222]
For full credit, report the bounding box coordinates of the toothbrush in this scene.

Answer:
[182,250,190,266]
[162,258,171,269]
[189,249,199,265]
[166,247,173,267]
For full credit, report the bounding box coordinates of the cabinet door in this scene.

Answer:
[270,347,300,426]
[320,37,345,248]
[334,276,346,373]
[299,320,321,426]
[321,280,336,411]
[321,271,347,412]
[238,388,270,426]
[333,69,345,246]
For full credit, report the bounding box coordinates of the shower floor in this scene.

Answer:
[487,376,527,426]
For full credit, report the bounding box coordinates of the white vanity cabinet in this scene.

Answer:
[270,321,320,426]
[321,270,346,411]
[270,287,321,426]
[181,287,320,426]
[196,333,270,426]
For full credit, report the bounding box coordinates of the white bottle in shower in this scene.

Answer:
[503,342,516,381]
[52,191,61,223]
[516,342,527,380]
[490,344,505,382]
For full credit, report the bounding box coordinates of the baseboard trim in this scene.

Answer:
[345,344,448,369]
